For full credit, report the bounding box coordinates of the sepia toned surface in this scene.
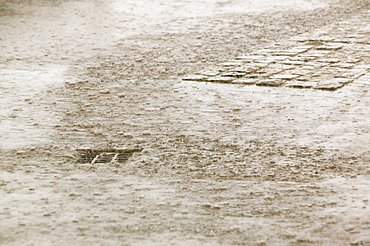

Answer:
[1,0,370,245]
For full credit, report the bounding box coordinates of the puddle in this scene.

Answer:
[177,74,370,155]
[0,65,67,149]
[111,0,326,19]
[0,0,359,151]
[109,0,327,36]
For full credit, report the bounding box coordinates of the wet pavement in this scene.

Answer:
[1,0,370,245]
[183,10,370,90]
[0,0,349,149]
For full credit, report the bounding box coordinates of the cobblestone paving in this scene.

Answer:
[183,10,370,90]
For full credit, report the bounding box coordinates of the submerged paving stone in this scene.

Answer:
[182,75,208,81]
[206,76,235,83]
[267,64,295,70]
[229,65,260,73]
[270,74,300,80]
[271,51,298,56]
[182,15,369,90]
[281,60,306,66]
[339,69,367,79]
[257,48,280,54]
[291,55,318,62]
[302,63,323,69]
[316,43,344,50]
[304,50,332,57]
[291,36,309,42]
[314,81,344,90]
[243,73,262,79]
[232,78,257,85]
[219,61,242,67]
[317,58,340,63]
[288,69,313,76]
[235,55,265,61]
[258,56,290,63]
[258,68,284,75]
[256,79,285,87]
[308,37,335,42]
[197,70,220,76]
[292,46,313,52]
[332,38,352,43]
[347,58,363,63]
[250,58,272,64]
[285,81,315,89]
[332,78,353,84]
[296,76,311,81]
[333,63,356,69]
[221,72,246,77]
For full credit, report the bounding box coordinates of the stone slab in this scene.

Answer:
[256,79,285,87]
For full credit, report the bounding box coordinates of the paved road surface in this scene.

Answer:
[1,0,370,245]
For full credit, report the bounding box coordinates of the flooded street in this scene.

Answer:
[1,0,370,245]
[0,0,328,149]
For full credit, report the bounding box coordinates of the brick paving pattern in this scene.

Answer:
[183,11,370,90]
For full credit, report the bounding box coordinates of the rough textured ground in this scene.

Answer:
[1,0,370,245]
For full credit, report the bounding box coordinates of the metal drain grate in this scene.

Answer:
[76,148,143,164]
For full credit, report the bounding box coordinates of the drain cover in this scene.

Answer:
[76,148,143,164]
